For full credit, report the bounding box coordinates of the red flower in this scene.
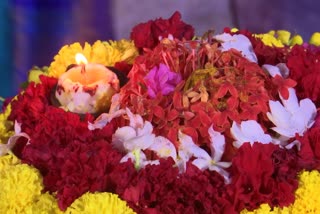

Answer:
[287,45,320,107]
[271,75,297,99]
[227,143,299,212]
[8,75,58,135]
[296,127,320,170]
[121,158,235,214]
[130,11,194,50]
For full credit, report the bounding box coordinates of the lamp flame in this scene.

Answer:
[75,53,88,65]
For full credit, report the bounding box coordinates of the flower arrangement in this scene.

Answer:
[1,11,320,213]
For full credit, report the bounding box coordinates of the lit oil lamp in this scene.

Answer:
[55,53,120,114]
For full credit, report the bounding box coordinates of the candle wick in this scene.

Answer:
[81,64,86,74]
[80,64,87,85]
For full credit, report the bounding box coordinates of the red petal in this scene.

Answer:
[167,109,179,121]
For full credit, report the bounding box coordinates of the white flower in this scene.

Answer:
[120,149,159,169]
[267,88,317,139]
[262,63,289,78]
[214,33,257,62]
[112,108,156,169]
[230,120,272,148]
[148,136,177,160]
[178,128,231,182]
[192,126,231,183]
[177,131,205,172]
[0,121,30,156]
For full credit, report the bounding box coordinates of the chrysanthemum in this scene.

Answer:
[0,163,43,213]
[24,192,63,214]
[0,103,14,144]
[0,152,20,170]
[48,39,138,78]
[289,170,320,213]
[240,203,289,214]
[66,192,135,214]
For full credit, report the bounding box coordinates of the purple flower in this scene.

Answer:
[144,63,182,98]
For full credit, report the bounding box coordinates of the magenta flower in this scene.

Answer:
[144,63,182,98]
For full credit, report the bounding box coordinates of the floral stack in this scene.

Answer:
[1,11,320,213]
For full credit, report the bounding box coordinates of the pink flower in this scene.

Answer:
[144,63,182,98]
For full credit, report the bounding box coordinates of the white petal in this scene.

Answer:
[149,136,177,160]
[280,88,299,113]
[112,126,136,151]
[240,120,265,137]
[208,125,226,162]
[230,121,250,143]
[192,159,209,171]
[267,101,291,129]
[2,121,31,156]
[262,64,282,77]
[178,130,195,148]
[233,140,244,148]
[88,109,126,130]
[271,127,295,138]
[126,108,144,129]
[277,63,290,78]
[190,145,211,160]
[137,121,153,136]
[124,133,155,151]
[299,98,317,128]
[216,161,232,168]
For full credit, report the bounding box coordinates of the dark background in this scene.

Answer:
[0,0,319,98]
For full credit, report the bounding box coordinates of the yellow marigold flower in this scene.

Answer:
[0,103,14,144]
[28,66,49,84]
[254,33,284,47]
[290,35,303,46]
[231,28,239,32]
[24,192,63,214]
[0,152,20,170]
[66,192,136,214]
[256,30,304,47]
[240,203,290,214]
[289,170,320,213]
[0,163,43,213]
[275,30,291,45]
[309,32,320,46]
[48,39,138,78]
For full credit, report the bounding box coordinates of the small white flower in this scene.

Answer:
[267,88,317,139]
[262,63,289,78]
[112,108,156,169]
[0,121,30,156]
[192,126,231,183]
[148,136,177,160]
[120,149,159,169]
[230,120,272,148]
[178,128,231,183]
[214,33,257,62]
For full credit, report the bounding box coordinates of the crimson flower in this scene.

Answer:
[130,11,194,50]
[227,143,298,212]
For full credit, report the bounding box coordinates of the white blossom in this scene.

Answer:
[214,33,257,62]
[230,120,273,148]
[267,88,317,139]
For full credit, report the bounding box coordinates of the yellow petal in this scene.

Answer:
[309,32,320,46]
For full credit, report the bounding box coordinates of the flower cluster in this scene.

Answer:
[1,11,320,213]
